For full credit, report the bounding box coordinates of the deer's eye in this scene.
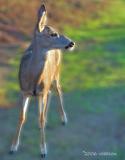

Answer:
[50,33,58,37]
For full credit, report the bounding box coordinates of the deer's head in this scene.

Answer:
[35,4,75,51]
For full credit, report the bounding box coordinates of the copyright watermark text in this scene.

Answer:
[82,150,117,157]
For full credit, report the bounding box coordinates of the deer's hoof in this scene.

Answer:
[40,143,47,159]
[62,121,67,126]
[62,113,68,126]
[9,149,17,155]
[41,153,47,158]
[9,150,14,155]
[9,142,19,154]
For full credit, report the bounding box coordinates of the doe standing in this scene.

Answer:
[10,4,75,158]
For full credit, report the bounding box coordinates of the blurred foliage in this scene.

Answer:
[0,0,125,43]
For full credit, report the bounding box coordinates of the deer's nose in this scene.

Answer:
[65,41,75,49]
[69,42,75,47]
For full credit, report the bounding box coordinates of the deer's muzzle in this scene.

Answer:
[65,42,75,50]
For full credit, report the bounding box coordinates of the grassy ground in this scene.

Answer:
[0,87,125,160]
[0,0,125,159]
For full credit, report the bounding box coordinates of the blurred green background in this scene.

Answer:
[0,0,125,159]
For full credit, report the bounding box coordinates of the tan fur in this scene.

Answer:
[38,49,61,87]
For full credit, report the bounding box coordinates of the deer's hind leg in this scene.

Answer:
[10,95,31,154]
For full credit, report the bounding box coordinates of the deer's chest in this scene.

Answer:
[38,51,57,84]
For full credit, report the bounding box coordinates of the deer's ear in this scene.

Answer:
[37,4,47,32]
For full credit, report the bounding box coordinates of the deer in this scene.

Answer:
[9,4,75,158]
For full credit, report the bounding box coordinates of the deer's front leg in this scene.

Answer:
[55,81,68,125]
[38,91,48,158]
[10,95,30,154]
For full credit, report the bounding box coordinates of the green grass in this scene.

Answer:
[1,86,125,160]
[62,25,125,91]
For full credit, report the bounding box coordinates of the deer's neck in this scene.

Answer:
[28,38,49,88]
[31,38,48,64]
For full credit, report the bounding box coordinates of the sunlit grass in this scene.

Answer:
[64,26,125,42]
[62,26,125,91]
